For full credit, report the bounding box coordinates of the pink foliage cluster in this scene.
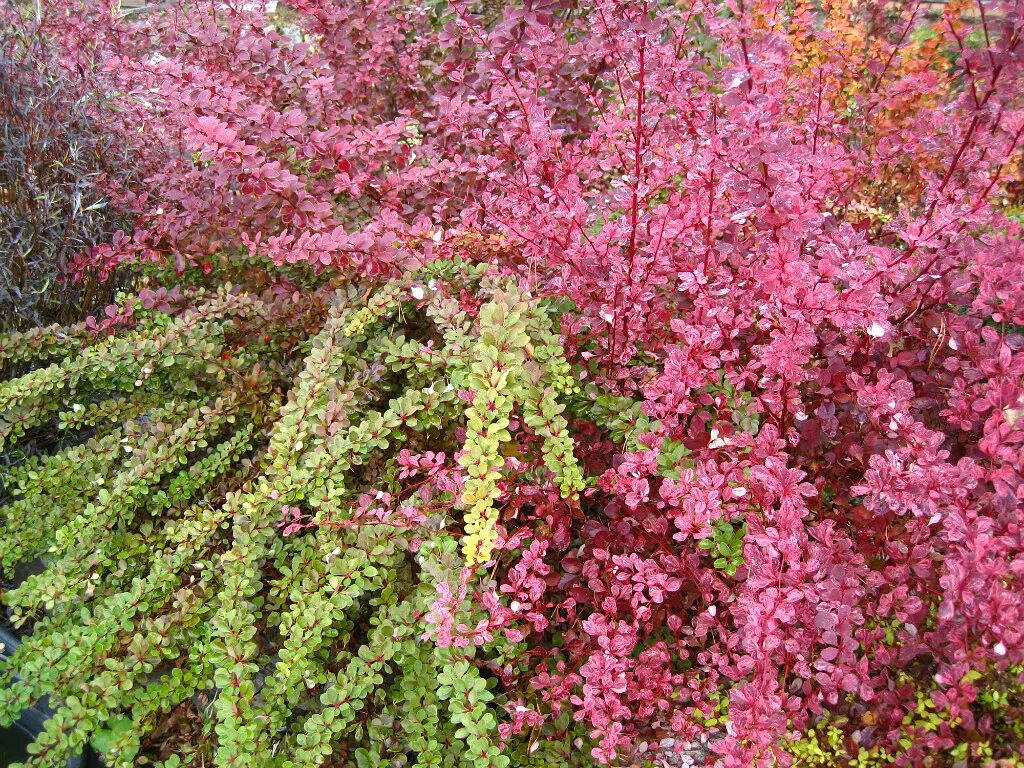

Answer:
[43,0,1024,763]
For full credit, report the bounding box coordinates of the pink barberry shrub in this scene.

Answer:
[21,0,1024,764]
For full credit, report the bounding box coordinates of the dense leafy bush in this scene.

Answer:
[0,3,134,331]
[0,257,588,768]
[2,0,1024,767]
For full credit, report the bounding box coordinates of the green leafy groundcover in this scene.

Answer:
[0,259,591,768]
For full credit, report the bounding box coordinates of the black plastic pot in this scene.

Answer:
[0,626,92,768]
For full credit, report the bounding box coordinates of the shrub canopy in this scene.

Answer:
[2,1,1024,766]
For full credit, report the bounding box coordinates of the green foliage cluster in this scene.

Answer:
[458,288,584,565]
[697,517,747,577]
[0,261,586,768]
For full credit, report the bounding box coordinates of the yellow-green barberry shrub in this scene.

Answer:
[0,259,591,768]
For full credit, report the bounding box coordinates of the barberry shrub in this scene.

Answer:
[0,258,589,768]
[3,0,1024,766]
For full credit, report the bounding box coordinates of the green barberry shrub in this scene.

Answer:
[0,260,588,768]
